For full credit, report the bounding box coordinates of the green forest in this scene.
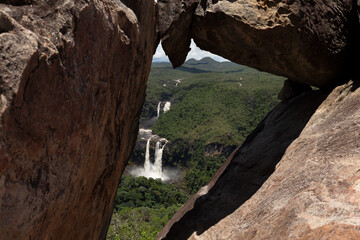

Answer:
[107,57,284,239]
[107,176,187,240]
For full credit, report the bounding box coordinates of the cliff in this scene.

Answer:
[0,0,157,239]
[158,80,360,240]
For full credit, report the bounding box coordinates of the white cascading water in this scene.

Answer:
[163,102,171,113]
[144,138,151,173]
[157,102,161,118]
[154,140,167,177]
[157,101,171,118]
[130,136,168,181]
[128,101,174,181]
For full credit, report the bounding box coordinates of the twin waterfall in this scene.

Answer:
[157,101,171,118]
[129,101,171,181]
[143,137,167,179]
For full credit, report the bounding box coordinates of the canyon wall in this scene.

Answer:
[0,0,157,239]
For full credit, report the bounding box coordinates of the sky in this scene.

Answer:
[153,39,228,63]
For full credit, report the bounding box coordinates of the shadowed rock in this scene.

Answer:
[277,79,312,100]
[157,0,199,67]
[0,1,157,239]
[157,82,329,240]
[157,80,360,239]
[0,0,32,6]
[158,0,360,87]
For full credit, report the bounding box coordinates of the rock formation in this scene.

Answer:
[158,80,360,240]
[1,0,359,239]
[0,0,157,239]
[277,79,312,100]
[158,0,360,87]
[156,1,360,238]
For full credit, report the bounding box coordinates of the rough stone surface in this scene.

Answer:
[157,80,360,240]
[158,0,360,87]
[157,0,198,67]
[0,1,157,239]
[277,79,312,100]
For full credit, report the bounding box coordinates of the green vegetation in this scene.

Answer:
[108,205,180,240]
[185,154,227,194]
[107,176,188,240]
[153,84,279,145]
[108,57,285,239]
[149,58,282,145]
[114,176,188,210]
[148,58,284,193]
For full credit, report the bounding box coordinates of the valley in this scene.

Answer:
[107,57,285,239]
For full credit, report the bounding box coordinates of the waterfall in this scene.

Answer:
[128,132,180,181]
[157,102,161,118]
[144,138,151,173]
[163,102,171,113]
[136,136,168,180]
[154,140,167,177]
[154,141,162,177]
[157,101,171,118]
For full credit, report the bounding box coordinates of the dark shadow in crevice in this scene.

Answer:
[0,0,32,6]
[0,12,15,34]
[158,88,330,240]
[347,0,360,81]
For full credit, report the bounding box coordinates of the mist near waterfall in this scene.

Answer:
[127,165,183,183]
[127,124,183,183]
[126,100,181,182]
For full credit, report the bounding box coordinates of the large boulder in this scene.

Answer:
[157,80,360,239]
[158,0,360,87]
[0,0,157,239]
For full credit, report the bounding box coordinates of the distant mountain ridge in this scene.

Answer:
[152,57,250,73]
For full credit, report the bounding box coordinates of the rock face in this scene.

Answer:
[1,0,359,239]
[158,0,360,87]
[277,79,312,100]
[0,1,157,239]
[157,80,360,239]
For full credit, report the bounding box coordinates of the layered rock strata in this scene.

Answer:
[158,0,360,87]
[157,80,360,239]
[0,0,157,239]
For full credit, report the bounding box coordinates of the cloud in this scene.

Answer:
[153,42,169,62]
[186,40,228,62]
[152,40,229,63]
